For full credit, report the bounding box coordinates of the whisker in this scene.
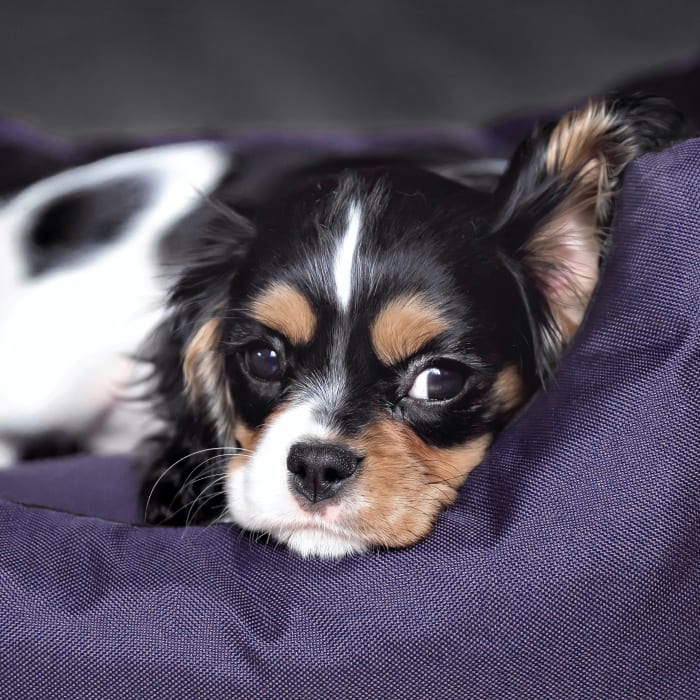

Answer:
[185,476,230,527]
[143,446,248,519]
[168,474,229,524]
[165,455,232,510]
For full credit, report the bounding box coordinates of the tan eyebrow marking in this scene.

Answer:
[249,282,317,345]
[371,293,448,365]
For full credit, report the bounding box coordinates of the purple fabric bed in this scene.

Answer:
[1,119,700,696]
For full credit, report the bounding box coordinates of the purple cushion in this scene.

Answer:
[0,455,139,523]
[1,137,699,698]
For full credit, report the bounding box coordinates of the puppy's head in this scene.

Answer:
[144,96,681,557]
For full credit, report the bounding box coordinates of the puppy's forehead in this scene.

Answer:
[235,167,501,441]
[246,166,485,309]
[244,170,469,355]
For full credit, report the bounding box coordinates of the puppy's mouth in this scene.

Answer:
[291,493,344,517]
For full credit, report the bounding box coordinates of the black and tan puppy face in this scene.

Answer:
[158,96,682,557]
[185,169,533,557]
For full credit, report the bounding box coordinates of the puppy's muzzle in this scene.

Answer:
[287,442,359,503]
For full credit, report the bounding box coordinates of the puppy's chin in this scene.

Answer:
[241,519,369,559]
[278,528,369,559]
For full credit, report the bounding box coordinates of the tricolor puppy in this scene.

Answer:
[141,96,681,557]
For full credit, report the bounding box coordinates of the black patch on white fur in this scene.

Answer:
[26,178,150,276]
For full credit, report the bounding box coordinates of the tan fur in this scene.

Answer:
[371,294,448,365]
[545,101,616,176]
[226,403,289,473]
[530,100,644,340]
[491,364,526,412]
[249,283,317,345]
[183,318,220,395]
[347,419,492,548]
[183,318,235,441]
[234,420,259,453]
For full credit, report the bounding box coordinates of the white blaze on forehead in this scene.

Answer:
[333,201,362,310]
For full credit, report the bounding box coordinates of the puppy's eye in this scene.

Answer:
[408,366,465,401]
[245,346,283,381]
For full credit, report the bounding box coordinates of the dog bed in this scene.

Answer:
[1,125,699,697]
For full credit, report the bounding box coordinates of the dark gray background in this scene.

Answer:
[1,1,698,136]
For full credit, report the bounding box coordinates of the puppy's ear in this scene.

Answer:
[152,202,256,443]
[182,317,233,443]
[140,203,256,525]
[493,95,682,373]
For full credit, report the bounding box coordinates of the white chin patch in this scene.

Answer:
[224,401,367,558]
[274,527,368,559]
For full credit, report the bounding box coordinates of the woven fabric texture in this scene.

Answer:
[0,137,699,699]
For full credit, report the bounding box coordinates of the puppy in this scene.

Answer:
[139,96,682,558]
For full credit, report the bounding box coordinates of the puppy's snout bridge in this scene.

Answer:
[287,442,359,503]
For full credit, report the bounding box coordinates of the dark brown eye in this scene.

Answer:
[246,346,283,381]
[408,365,465,401]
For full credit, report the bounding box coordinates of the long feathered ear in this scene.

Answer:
[151,201,256,437]
[493,95,683,376]
[140,201,256,525]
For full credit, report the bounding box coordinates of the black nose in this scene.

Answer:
[287,442,359,503]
